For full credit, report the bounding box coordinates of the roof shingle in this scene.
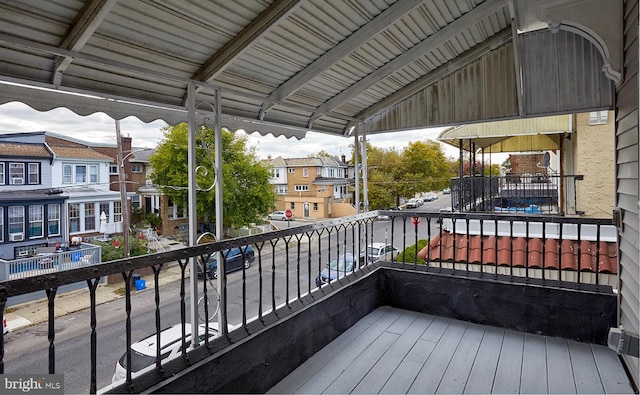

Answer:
[425,231,618,274]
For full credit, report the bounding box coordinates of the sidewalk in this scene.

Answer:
[4,237,186,333]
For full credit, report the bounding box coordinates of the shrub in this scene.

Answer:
[146,212,162,230]
[96,235,149,262]
[395,239,429,264]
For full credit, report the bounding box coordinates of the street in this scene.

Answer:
[3,196,452,393]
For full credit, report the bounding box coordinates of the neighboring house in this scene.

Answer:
[265,155,355,219]
[130,148,188,237]
[0,132,123,256]
[43,133,122,239]
[0,137,67,260]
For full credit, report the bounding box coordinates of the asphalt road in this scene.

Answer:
[3,198,453,393]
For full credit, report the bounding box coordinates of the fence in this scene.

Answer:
[0,243,102,281]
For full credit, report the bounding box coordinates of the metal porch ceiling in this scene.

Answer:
[0,0,618,140]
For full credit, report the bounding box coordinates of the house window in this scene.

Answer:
[288,168,294,173]
[84,203,96,231]
[114,201,122,223]
[275,185,288,194]
[63,164,73,183]
[303,167,309,177]
[290,202,295,210]
[131,163,143,173]
[313,203,318,211]
[48,204,60,236]
[9,163,24,185]
[89,165,98,183]
[132,195,140,209]
[75,165,87,183]
[100,202,110,221]
[8,206,24,236]
[294,185,309,191]
[589,111,608,125]
[69,203,80,233]
[316,167,322,175]
[29,205,44,238]
[273,168,280,178]
[28,163,39,184]
[0,163,4,185]
[109,165,118,175]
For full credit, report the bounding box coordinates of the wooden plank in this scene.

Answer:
[292,307,403,394]
[567,340,605,394]
[385,309,419,334]
[353,313,435,393]
[591,343,635,394]
[380,316,452,394]
[520,332,548,393]
[267,314,375,394]
[546,337,577,394]
[436,322,485,394]
[408,319,469,394]
[492,329,524,393]
[464,325,505,394]
[323,331,399,393]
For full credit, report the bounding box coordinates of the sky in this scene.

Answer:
[0,101,462,160]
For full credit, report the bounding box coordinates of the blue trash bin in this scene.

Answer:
[135,279,146,291]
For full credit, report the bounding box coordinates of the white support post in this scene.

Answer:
[361,131,369,212]
[187,83,199,345]
[214,88,227,335]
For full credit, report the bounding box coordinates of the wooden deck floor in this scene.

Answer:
[269,306,634,394]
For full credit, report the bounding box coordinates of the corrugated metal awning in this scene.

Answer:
[436,115,570,152]
[0,1,616,140]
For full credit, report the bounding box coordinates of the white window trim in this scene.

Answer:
[29,205,44,238]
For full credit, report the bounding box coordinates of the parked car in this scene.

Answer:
[424,192,439,201]
[268,211,294,221]
[405,198,421,208]
[442,187,451,194]
[3,318,8,335]
[360,243,398,264]
[112,323,218,384]
[197,246,255,279]
[315,253,355,287]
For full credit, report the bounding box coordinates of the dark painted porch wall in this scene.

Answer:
[117,266,616,394]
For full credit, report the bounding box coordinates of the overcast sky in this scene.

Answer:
[0,101,462,160]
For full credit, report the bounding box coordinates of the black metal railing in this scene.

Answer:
[450,173,583,214]
[0,210,617,393]
[378,210,617,289]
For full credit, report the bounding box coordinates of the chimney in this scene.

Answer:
[341,154,346,163]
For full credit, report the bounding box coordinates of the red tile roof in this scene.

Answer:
[425,231,618,274]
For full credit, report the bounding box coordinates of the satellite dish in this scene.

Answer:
[542,152,551,167]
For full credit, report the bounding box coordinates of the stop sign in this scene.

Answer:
[285,209,293,219]
[411,216,421,226]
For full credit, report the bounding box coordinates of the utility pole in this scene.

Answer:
[115,120,130,257]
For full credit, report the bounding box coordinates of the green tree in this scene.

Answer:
[367,146,402,209]
[149,123,276,228]
[399,140,451,195]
